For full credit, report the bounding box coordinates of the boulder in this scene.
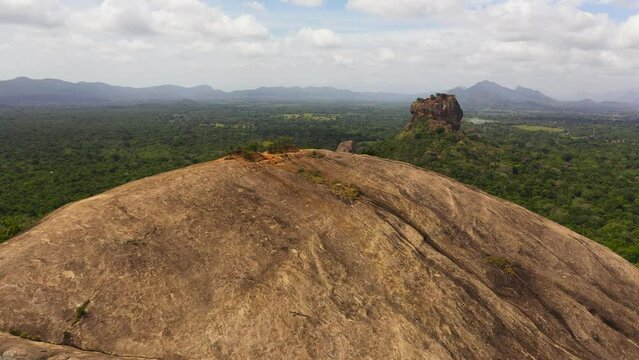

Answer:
[336,140,355,153]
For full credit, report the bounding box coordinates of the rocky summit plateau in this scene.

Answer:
[406,94,464,132]
[0,148,638,359]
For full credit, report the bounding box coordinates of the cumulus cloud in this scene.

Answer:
[332,54,354,66]
[75,0,155,35]
[244,1,266,12]
[70,0,268,39]
[617,14,639,48]
[235,40,280,57]
[346,0,462,18]
[0,0,65,27]
[117,39,154,52]
[0,0,637,97]
[376,48,396,62]
[478,0,615,49]
[281,0,324,7]
[296,28,341,48]
[347,0,638,60]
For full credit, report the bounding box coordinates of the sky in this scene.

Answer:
[0,0,638,99]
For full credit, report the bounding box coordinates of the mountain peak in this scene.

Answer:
[448,80,561,110]
[472,80,503,88]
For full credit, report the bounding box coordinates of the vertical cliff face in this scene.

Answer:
[406,94,464,132]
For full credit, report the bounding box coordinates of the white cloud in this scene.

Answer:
[75,0,155,35]
[117,39,154,51]
[478,0,615,49]
[296,28,341,48]
[332,54,354,66]
[617,14,639,48]
[0,0,638,97]
[281,0,323,7]
[244,1,266,12]
[479,41,547,62]
[376,48,396,62]
[70,0,268,39]
[0,0,65,27]
[235,40,280,57]
[346,0,462,18]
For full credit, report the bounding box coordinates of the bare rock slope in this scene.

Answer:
[1,151,638,359]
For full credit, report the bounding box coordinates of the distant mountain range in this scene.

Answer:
[0,77,412,106]
[597,89,639,105]
[0,77,636,112]
[448,80,637,112]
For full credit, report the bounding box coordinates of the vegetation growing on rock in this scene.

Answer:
[330,182,361,201]
[298,167,327,184]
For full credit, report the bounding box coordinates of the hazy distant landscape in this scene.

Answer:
[1,77,637,112]
[2,0,639,358]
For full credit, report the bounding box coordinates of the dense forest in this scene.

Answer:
[363,114,639,265]
[1,103,638,266]
[0,103,404,243]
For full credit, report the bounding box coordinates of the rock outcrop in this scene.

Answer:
[0,332,128,359]
[336,140,355,153]
[0,150,638,359]
[406,94,464,131]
